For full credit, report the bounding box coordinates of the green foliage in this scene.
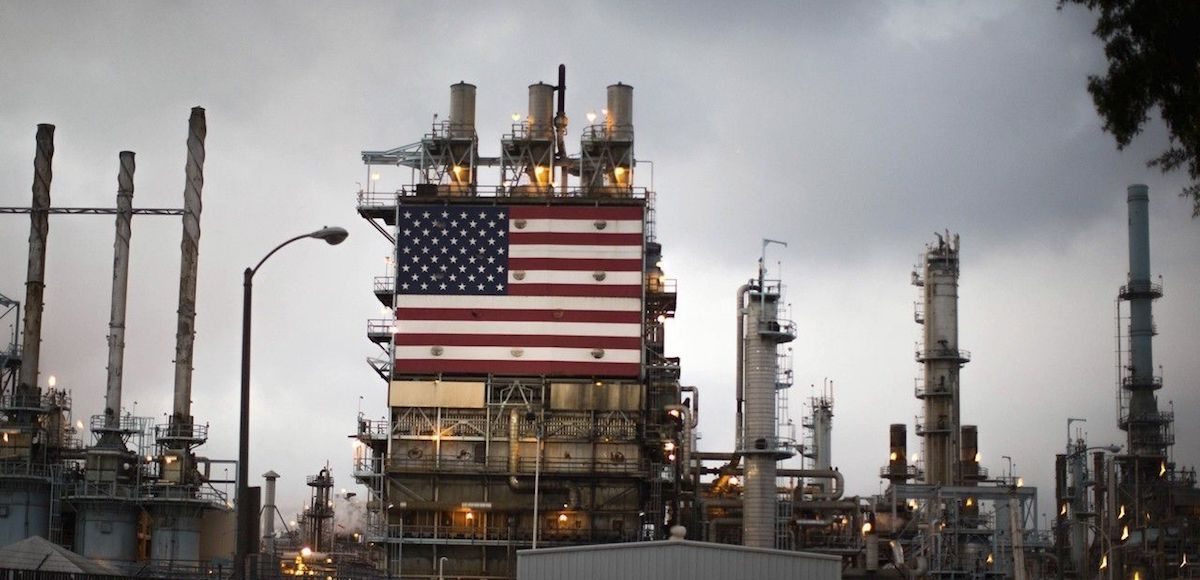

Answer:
[1060,0,1200,216]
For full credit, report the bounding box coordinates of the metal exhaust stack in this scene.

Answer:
[1119,184,1167,458]
[171,107,205,436]
[18,124,54,404]
[101,151,135,445]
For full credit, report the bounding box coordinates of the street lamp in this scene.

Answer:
[236,226,348,579]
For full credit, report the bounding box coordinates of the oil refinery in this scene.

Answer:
[0,68,1198,579]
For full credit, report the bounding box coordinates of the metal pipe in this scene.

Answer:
[734,284,749,448]
[18,124,54,400]
[172,107,205,428]
[680,385,699,428]
[103,151,135,437]
[665,404,693,472]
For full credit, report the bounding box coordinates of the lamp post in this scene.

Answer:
[236,226,348,579]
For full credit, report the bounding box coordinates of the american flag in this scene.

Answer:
[392,204,644,377]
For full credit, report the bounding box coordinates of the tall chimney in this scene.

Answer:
[18,124,54,404]
[171,108,205,430]
[102,151,135,442]
[1119,184,1167,458]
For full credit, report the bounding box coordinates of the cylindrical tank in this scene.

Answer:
[528,83,555,140]
[742,292,780,549]
[606,83,634,140]
[150,508,202,563]
[812,398,833,472]
[448,82,476,139]
[960,425,980,483]
[75,502,139,563]
[0,482,51,547]
[919,233,963,485]
[886,423,909,481]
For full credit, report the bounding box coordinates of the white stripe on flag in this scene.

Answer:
[395,345,641,364]
[395,295,641,311]
[508,245,643,259]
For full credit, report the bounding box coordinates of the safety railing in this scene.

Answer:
[356,185,648,207]
[915,347,971,363]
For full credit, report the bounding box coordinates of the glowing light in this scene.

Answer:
[986,553,994,565]
[965,497,975,508]
[908,499,918,509]
[911,453,919,462]
[613,166,626,176]
[76,420,84,430]
[663,441,676,451]
[601,108,608,116]
[728,476,740,486]
[1160,461,1167,476]
[1060,503,1068,516]
[861,522,873,535]
[1133,570,1141,580]
[2,433,7,443]
[667,409,681,418]
[1121,525,1130,541]
[511,113,520,122]
[974,452,982,463]
[656,314,667,323]
[300,547,312,558]
[586,111,597,123]
[558,513,568,523]
[1119,505,1126,519]
[1016,477,1024,487]
[667,453,676,461]
[1100,554,1108,570]
[47,375,57,387]
[370,172,380,181]
[534,165,547,174]
[889,451,898,461]
[1182,554,1189,568]
[465,511,474,521]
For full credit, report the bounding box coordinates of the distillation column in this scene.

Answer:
[739,281,795,549]
[914,233,969,486]
[1119,184,1168,459]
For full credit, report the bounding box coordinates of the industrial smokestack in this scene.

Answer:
[171,107,205,432]
[102,151,135,441]
[262,470,279,541]
[1120,184,1167,458]
[885,423,910,483]
[448,82,476,140]
[18,124,54,403]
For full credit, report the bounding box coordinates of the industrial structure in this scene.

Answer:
[1053,185,1200,579]
[0,111,235,577]
[1,71,1198,580]
[353,68,685,579]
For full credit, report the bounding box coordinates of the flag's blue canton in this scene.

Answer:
[395,205,509,295]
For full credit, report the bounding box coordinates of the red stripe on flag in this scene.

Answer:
[508,258,643,271]
[396,308,642,323]
[509,232,642,246]
[392,359,640,377]
[508,284,641,298]
[509,206,644,220]
[392,334,641,349]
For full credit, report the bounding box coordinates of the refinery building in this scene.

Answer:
[0,69,1197,579]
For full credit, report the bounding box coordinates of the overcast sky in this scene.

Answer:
[2,1,1198,526]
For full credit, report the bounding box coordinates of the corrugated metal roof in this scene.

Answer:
[0,535,118,574]
[518,539,841,580]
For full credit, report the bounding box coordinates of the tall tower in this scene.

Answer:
[737,259,796,549]
[1117,184,1170,460]
[912,232,970,486]
[353,72,682,579]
